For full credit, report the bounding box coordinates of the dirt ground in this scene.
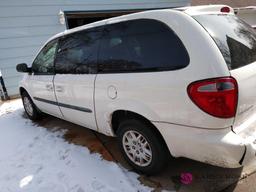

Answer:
[29,113,256,192]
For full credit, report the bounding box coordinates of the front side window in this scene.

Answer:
[193,15,256,70]
[32,40,58,75]
[55,27,103,74]
[98,19,189,73]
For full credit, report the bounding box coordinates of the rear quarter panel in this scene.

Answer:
[94,10,232,136]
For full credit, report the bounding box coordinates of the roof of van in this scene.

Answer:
[48,5,234,42]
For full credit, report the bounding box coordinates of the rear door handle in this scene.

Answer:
[55,85,64,92]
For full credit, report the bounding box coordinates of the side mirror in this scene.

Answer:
[16,63,31,73]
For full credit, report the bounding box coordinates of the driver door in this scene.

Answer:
[28,39,62,118]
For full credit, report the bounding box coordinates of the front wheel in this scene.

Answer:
[117,119,168,175]
[21,91,42,120]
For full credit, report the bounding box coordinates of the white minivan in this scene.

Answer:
[17,5,256,174]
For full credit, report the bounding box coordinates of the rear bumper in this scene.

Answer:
[242,143,256,166]
[152,121,256,168]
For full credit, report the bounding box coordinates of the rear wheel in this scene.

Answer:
[117,119,168,175]
[21,91,42,120]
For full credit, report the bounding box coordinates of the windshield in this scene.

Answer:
[193,14,256,70]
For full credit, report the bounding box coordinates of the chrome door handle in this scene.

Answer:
[46,84,53,91]
[55,86,64,92]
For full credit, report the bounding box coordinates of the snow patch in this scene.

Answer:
[0,100,151,192]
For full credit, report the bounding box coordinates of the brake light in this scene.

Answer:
[187,77,238,118]
[221,6,230,13]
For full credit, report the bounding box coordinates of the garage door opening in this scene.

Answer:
[64,10,145,29]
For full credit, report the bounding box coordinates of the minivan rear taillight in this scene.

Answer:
[187,77,238,118]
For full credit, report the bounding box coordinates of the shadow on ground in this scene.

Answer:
[26,113,244,192]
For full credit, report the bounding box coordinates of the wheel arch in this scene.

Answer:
[19,87,34,102]
[111,110,171,156]
[19,87,27,95]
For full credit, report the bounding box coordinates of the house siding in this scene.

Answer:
[0,0,190,97]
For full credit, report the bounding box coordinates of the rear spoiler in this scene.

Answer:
[175,5,234,15]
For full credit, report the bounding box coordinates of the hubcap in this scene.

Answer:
[23,97,33,116]
[122,130,152,167]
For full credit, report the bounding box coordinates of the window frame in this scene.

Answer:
[32,39,59,75]
[97,18,190,74]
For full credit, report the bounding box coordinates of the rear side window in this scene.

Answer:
[55,27,103,74]
[98,19,189,73]
[193,15,256,70]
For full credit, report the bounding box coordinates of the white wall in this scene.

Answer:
[0,0,190,96]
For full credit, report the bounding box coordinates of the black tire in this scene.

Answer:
[117,119,168,175]
[21,91,42,120]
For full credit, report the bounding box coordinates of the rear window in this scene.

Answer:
[193,15,256,70]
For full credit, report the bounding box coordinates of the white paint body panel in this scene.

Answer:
[28,74,62,118]
[231,62,256,136]
[154,122,245,167]
[54,74,97,130]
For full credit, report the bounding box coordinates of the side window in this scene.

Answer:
[98,19,190,73]
[55,27,103,74]
[32,40,58,75]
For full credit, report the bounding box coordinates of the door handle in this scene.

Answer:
[45,84,53,91]
[55,86,64,92]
